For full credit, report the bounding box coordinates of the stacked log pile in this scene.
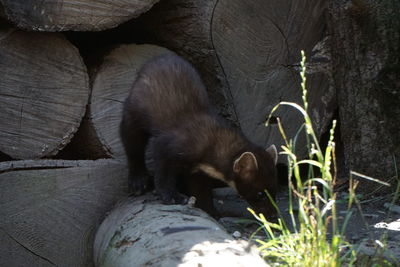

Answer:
[0,0,328,266]
[5,0,393,266]
[0,0,332,163]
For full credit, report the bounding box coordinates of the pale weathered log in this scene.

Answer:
[0,0,159,32]
[89,44,171,158]
[94,195,269,267]
[136,0,334,161]
[0,26,89,159]
[0,159,128,267]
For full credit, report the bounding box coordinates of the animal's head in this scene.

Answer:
[232,145,278,216]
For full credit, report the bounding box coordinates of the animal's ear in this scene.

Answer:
[233,152,258,175]
[266,144,278,165]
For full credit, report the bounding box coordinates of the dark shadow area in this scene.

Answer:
[64,14,159,67]
[0,150,12,162]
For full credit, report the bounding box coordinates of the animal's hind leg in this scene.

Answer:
[120,117,152,195]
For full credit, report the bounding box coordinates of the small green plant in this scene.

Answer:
[249,51,357,266]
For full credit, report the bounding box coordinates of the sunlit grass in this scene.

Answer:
[249,51,357,266]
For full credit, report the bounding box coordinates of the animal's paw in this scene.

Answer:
[128,173,152,196]
[159,191,189,205]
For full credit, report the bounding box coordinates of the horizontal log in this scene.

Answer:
[0,159,128,267]
[0,0,159,31]
[0,26,89,159]
[94,195,269,266]
[0,158,118,172]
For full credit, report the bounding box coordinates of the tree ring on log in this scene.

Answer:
[90,44,171,158]
[212,0,333,159]
[0,0,160,32]
[0,27,89,159]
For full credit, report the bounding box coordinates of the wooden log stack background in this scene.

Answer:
[1,0,397,266]
[0,0,160,31]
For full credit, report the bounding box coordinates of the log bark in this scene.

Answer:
[135,0,335,160]
[0,25,89,159]
[329,0,400,189]
[0,159,128,267]
[94,195,269,267]
[89,44,171,159]
[0,0,159,32]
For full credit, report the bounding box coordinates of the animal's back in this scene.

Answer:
[120,53,279,215]
[125,53,211,130]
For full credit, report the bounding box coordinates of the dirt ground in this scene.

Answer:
[213,187,400,265]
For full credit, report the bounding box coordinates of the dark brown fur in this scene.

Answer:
[120,53,278,215]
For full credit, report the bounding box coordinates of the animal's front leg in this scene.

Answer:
[119,118,151,195]
[184,172,216,215]
[152,135,189,204]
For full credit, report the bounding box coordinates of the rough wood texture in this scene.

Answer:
[0,26,89,159]
[329,0,400,189]
[0,0,159,31]
[212,0,334,159]
[90,44,170,158]
[135,0,334,160]
[134,0,240,125]
[0,158,112,172]
[55,109,111,160]
[0,159,128,267]
[94,195,268,266]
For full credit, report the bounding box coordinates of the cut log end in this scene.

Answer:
[0,0,160,31]
[134,0,333,162]
[0,26,89,159]
[90,44,171,159]
[0,159,128,266]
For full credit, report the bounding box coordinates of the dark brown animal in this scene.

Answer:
[120,53,278,215]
